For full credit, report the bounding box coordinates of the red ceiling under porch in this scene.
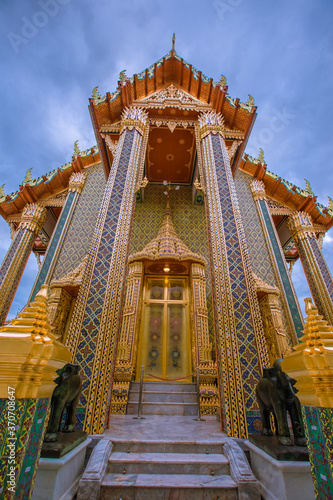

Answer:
[146,126,196,185]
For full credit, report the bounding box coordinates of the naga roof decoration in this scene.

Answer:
[129,198,206,266]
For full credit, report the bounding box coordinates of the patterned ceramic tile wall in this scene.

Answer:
[51,163,106,281]
[246,410,262,434]
[234,171,277,285]
[211,134,261,411]
[234,170,290,341]
[129,184,215,346]
[258,198,304,337]
[302,405,333,499]
[0,397,50,500]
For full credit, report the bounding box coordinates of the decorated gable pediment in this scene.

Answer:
[266,197,294,216]
[135,84,211,111]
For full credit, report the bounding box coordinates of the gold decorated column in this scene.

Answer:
[0,203,47,325]
[196,112,269,438]
[66,107,148,433]
[190,262,219,416]
[110,261,144,414]
[287,211,333,325]
[190,262,211,365]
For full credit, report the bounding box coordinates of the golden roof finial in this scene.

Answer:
[172,33,175,51]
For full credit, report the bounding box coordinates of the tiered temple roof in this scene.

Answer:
[1,48,332,233]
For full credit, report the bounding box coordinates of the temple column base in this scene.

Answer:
[198,363,219,416]
[109,363,133,415]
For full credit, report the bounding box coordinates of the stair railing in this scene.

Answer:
[133,365,145,420]
[193,366,205,422]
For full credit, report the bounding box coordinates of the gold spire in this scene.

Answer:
[129,200,205,266]
[172,33,175,51]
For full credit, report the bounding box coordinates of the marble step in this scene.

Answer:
[128,390,197,403]
[112,440,226,455]
[101,473,238,500]
[130,381,197,393]
[108,451,230,475]
[127,401,198,416]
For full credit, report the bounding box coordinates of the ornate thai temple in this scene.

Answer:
[1,41,333,499]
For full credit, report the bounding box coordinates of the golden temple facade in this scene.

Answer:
[1,46,333,498]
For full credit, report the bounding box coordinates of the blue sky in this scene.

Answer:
[0,0,332,319]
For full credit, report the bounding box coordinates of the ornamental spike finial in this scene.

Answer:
[304,179,315,196]
[258,148,265,164]
[22,168,32,185]
[328,196,333,211]
[219,75,227,87]
[92,86,101,100]
[0,184,5,197]
[245,94,255,107]
[119,70,127,82]
[73,140,80,155]
[172,33,175,51]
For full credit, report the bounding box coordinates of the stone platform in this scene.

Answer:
[78,415,260,500]
[246,439,315,500]
[33,437,91,500]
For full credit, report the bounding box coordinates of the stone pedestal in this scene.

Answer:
[32,438,91,500]
[246,440,315,500]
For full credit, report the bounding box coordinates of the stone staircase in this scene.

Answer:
[126,381,198,416]
[101,438,239,499]
[77,416,260,500]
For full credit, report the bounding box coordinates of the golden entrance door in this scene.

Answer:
[136,276,191,381]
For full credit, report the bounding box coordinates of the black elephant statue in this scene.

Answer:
[44,363,82,442]
[255,359,306,446]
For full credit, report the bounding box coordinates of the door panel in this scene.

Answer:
[166,303,189,378]
[137,276,191,381]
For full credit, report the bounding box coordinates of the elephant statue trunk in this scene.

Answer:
[255,359,307,446]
